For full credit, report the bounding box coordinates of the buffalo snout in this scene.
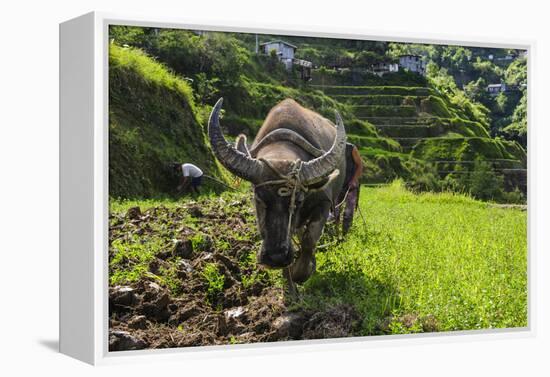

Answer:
[257,245,293,268]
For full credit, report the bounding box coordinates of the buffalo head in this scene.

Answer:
[208,98,346,268]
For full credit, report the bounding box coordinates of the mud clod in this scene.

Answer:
[302,305,359,340]
[173,238,194,259]
[126,206,142,220]
[128,315,148,330]
[188,205,203,218]
[110,286,139,313]
[272,312,307,339]
[140,287,172,323]
[168,305,202,326]
[109,330,146,351]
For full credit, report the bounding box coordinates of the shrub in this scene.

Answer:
[467,159,505,201]
[420,96,452,117]
[500,187,526,204]
[404,160,441,192]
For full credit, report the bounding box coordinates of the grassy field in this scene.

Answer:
[304,180,527,334]
[109,180,527,343]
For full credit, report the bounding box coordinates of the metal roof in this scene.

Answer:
[398,54,423,59]
[259,40,298,49]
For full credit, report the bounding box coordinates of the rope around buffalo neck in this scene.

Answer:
[255,159,305,291]
[255,159,305,244]
[254,158,341,240]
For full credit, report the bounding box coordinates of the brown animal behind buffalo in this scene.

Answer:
[208,98,346,294]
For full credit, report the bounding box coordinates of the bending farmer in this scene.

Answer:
[334,143,363,235]
[175,162,204,194]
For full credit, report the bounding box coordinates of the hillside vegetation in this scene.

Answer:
[108,26,526,202]
[109,44,226,198]
[387,43,527,146]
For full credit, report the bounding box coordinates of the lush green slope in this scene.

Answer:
[108,26,526,202]
[109,44,226,198]
[108,27,411,192]
[313,79,526,195]
[386,42,527,146]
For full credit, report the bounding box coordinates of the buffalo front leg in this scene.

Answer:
[290,202,331,284]
[283,267,298,299]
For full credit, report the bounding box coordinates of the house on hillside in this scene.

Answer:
[260,40,312,81]
[261,40,298,69]
[487,82,507,96]
[399,54,427,76]
[496,54,516,62]
[370,62,399,77]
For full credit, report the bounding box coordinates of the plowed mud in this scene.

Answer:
[109,196,359,351]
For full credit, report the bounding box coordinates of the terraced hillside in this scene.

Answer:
[312,84,527,192]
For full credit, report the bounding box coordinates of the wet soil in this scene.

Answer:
[109,196,359,351]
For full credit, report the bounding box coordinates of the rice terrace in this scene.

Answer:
[107,25,527,351]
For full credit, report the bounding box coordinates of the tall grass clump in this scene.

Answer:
[110,43,197,113]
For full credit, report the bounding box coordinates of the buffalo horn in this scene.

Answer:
[298,110,346,185]
[208,98,264,183]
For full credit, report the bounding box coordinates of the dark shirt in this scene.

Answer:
[344,143,356,187]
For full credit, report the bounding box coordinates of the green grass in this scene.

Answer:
[110,235,169,286]
[352,105,417,118]
[202,263,226,306]
[109,182,527,335]
[347,134,401,152]
[109,198,181,213]
[109,44,196,112]
[302,180,527,334]
[333,94,428,106]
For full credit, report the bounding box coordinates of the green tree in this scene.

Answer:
[463,77,487,101]
[505,57,527,87]
[354,51,385,68]
[426,62,490,127]
[472,57,502,83]
[503,94,527,147]
[494,92,508,114]
[468,159,504,201]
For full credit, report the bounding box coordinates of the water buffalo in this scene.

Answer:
[208,98,346,293]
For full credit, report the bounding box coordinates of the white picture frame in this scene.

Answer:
[59,11,534,365]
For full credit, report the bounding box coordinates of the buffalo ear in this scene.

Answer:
[307,169,340,192]
[235,134,250,156]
